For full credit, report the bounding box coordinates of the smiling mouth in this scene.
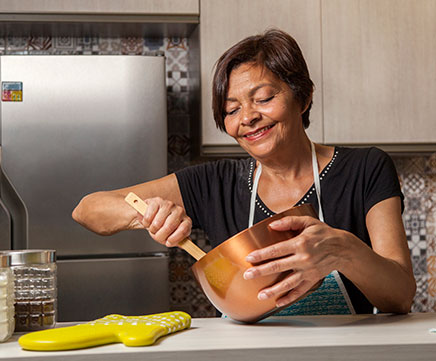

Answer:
[243,124,275,138]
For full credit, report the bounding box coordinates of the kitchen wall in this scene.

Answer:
[3,35,435,316]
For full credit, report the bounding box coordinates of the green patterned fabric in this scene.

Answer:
[274,272,353,316]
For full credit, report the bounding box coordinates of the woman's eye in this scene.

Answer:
[226,108,239,116]
[257,95,274,104]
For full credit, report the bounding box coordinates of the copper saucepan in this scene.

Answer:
[191,203,321,323]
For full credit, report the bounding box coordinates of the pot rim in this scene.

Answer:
[191,203,316,269]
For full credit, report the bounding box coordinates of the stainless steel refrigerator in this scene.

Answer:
[0,55,169,321]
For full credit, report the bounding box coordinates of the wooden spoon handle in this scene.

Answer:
[124,192,206,261]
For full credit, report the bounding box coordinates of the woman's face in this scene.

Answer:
[224,63,306,159]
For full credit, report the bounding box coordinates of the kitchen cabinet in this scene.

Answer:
[0,0,199,38]
[199,0,436,154]
[0,0,199,16]
[322,0,436,146]
[199,0,323,155]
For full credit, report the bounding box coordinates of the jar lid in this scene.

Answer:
[0,254,11,267]
[1,250,56,265]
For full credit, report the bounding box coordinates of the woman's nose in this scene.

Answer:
[241,105,260,126]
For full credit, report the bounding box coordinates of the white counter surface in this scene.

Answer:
[2,313,436,360]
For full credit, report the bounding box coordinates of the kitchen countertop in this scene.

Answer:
[2,313,436,360]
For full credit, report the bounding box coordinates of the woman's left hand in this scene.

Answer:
[243,215,349,307]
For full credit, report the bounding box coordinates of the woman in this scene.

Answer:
[73,29,416,315]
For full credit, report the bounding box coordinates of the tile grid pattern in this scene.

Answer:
[393,154,436,312]
[3,36,436,316]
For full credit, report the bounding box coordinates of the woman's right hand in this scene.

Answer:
[73,192,192,247]
[139,197,192,247]
[72,174,189,245]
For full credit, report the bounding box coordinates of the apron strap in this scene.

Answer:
[311,141,324,222]
[249,162,262,228]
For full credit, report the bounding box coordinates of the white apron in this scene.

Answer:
[248,142,355,315]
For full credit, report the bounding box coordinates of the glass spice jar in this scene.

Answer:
[0,253,14,342]
[5,250,57,332]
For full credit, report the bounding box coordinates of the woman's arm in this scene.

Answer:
[72,174,192,246]
[343,196,415,313]
[243,196,416,313]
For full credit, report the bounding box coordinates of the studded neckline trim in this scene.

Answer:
[247,148,340,217]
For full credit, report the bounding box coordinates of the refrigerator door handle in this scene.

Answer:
[0,164,28,249]
[0,193,12,250]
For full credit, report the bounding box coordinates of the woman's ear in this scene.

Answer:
[300,92,313,114]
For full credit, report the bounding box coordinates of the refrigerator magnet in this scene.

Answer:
[2,81,23,101]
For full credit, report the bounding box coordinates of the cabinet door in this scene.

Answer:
[322,0,436,144]
[0,0,199,15]
[200,0,322,154]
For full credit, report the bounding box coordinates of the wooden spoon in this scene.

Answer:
[124,192,206,261]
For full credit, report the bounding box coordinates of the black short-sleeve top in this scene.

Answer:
[175,146,404,314]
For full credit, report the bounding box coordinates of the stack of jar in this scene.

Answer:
[2,250,57,334]
[0,253,14,342]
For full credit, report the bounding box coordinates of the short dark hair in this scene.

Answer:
[212,29,314,132]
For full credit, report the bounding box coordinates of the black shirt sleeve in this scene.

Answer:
[363,147,404,215]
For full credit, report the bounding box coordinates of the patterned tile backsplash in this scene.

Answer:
[5,35,435,317]
[393,154,436,312]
